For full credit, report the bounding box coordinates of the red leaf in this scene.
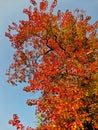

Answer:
[30,0,37,6]
[40,1,47,11]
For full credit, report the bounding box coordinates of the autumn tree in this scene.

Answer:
[5,0,98,129]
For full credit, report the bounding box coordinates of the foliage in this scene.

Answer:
[6,0,98,129]
[8,114,35,130]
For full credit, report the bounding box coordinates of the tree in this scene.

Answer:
[5,0,98,129]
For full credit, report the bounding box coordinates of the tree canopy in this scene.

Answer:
[5,0,98,129]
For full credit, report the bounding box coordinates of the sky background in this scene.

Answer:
[0,0,98,130]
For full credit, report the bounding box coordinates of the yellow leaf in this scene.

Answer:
[87,49,93,55]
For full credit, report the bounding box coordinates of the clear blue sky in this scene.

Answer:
[0,0,98,130]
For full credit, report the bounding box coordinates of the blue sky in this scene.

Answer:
[0,0,98,130]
